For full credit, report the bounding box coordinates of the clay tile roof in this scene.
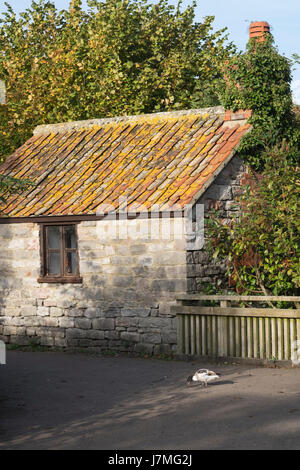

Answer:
[0,106,251,218]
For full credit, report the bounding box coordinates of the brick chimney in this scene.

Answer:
[249,21,270,42]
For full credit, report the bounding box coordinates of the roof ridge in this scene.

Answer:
[33,106,226,135]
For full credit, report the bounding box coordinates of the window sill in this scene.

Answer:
[37,276,83,284]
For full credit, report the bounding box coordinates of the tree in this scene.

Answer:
[0,85,33,199]
[0,174,33,202]
[218,34,300,171]
[0,0,234,162]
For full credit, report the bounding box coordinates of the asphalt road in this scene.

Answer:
[1,350,300,450]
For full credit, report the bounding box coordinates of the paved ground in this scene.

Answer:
[0,350,300,450]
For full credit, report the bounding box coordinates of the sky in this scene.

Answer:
[1,0,300,103]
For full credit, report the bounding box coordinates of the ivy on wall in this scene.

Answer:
[206,32,300,296]
[206,148,299,296]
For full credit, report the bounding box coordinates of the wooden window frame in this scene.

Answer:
[38,222,82,284]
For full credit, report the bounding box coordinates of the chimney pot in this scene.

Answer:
[249,21,270,42]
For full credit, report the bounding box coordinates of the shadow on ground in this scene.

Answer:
[1,351,300,449]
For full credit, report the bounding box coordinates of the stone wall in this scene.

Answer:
[0,154,247,351]
[0,217,187,354]
[187,155,246,292]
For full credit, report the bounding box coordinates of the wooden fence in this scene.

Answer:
[171,295,300,362]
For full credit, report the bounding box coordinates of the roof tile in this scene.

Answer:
[0,107,250,217]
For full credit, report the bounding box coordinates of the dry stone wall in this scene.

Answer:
[0,154,247,352]
[0,217,187,354]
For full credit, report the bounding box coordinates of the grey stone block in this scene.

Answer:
[151,279,186,293]
[22,306,37,316]
[65,308,85,317]
[26,327,37,336]
[139,317,170,329]
[153,344,172,355]
[50,307,63,317]
[105,330,120,340]
[75,318,92,329]
[130,245,147,255]
[92,318,115,330]
[150,308,159,317]
[101,308,121,318]
[142,333,161,344]
[10,335,29,345]
[66,339,79,347]
[54,337,67,347]
[84,307,101,318]
[85,330,105,340]
[39,317,59,327]
[121,307,151,317]
[121,331,140,342]
[66,328,87,339]
[44,299,57,307]
[24,317,40,327]
[56,299,76,309]
[3,326,26,336]
[37,307,50,317]
[162,330,177,344]
[59,318,75,328]
[112,276,132,288]
[134,343,154,354]
[40,336,55,346]
[115,317,138,328]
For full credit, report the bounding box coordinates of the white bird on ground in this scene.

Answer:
[186,369,220,387]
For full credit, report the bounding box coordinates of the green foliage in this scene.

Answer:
[210,32,300,295]
[206,148,300,295]
[0,0,234,161]
[218,34,300,171]
[0,174,34,202]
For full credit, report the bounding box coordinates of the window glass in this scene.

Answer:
[48,226,61,249]
[65,225,76,249]
[49,252,61,275]
[66,251,76,274]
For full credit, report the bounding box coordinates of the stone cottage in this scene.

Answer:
[0,105,251,354]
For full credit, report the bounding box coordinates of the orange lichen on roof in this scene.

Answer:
[0,107,251,217]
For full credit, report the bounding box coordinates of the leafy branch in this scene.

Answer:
[0,174,34,202]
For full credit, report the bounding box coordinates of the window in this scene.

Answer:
[38,223,82,283]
